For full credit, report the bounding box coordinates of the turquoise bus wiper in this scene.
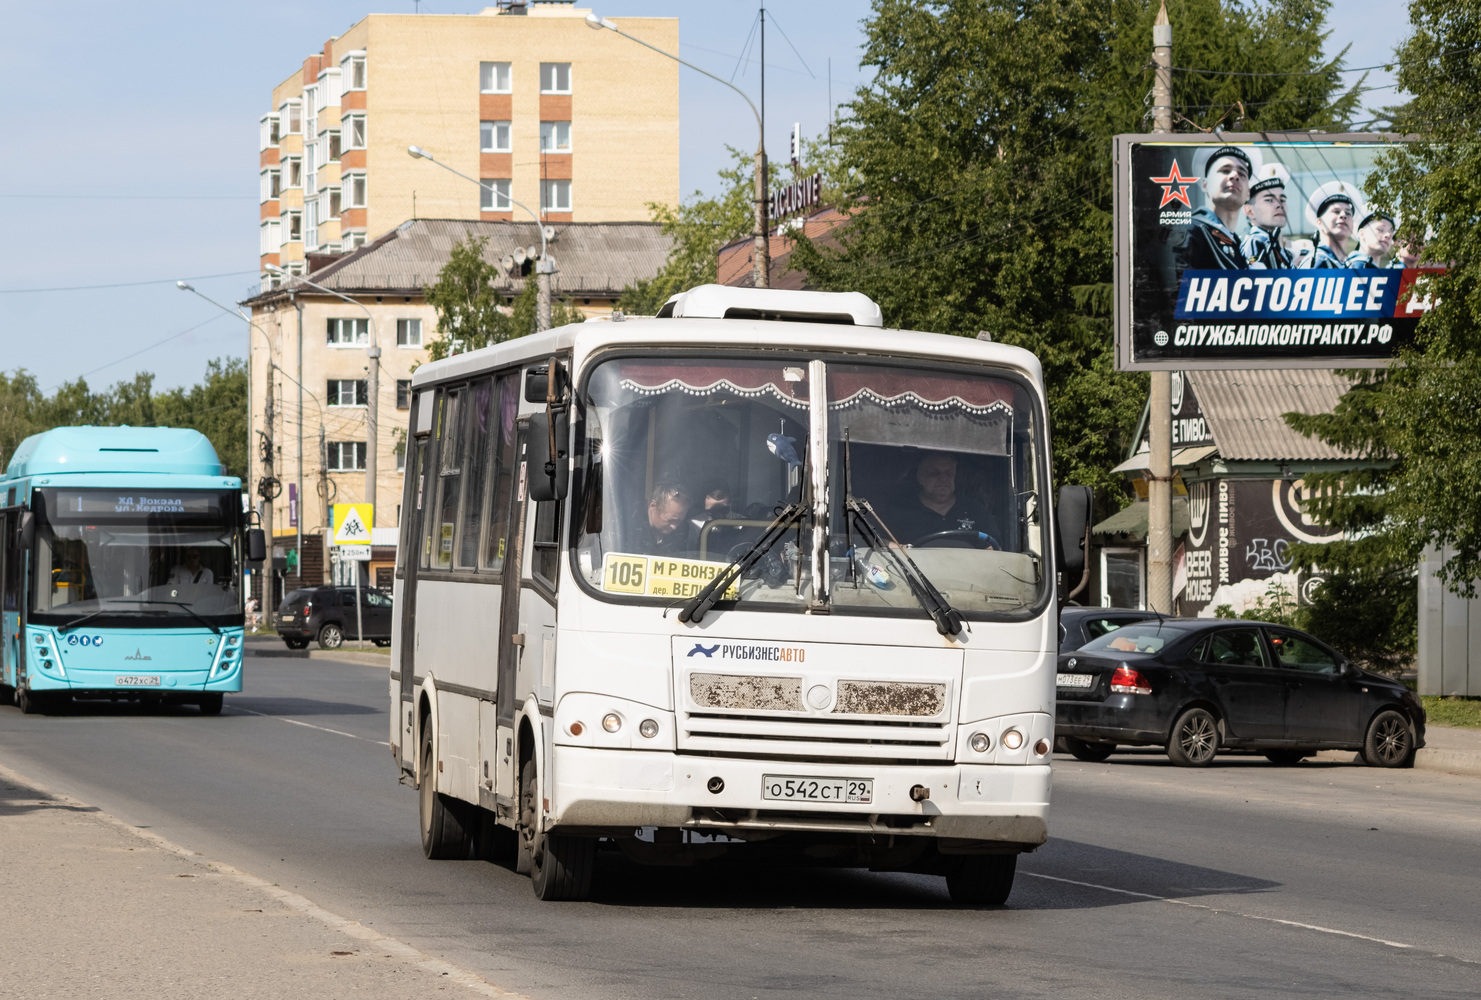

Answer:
[108,599,222,635]
[56,609,113,634]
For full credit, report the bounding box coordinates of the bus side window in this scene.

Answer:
[419,390,443,570]
[531,499,561,589]
[456,377,493,571]
[429,388,464,571]
[481,374,519,573]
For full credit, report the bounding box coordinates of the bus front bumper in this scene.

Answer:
[26,666,242,694]
[549,746,1049,846]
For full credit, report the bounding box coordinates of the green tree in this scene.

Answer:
[425,234,583,361]
[790,0,1363,505]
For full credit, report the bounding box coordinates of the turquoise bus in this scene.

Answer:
[0,426,262,715]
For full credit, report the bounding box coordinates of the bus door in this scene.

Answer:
[397,390,435,770]
[0,509,18,688]
[492,424,530,816]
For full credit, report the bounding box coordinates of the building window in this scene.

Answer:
[317,68,340,109]
[305,200,319,251]
[282,157,302,189]
[328,378,369,407]
[539,62,571,94]
[480,178,511,212]
[343,114,366,150]
[259,113,280,150]
[539,121,571,153]
[541,179,571,213]
[480,61,511,93]
[395,439,407,473]
[283,210,302,242]
[326,130,341,162]
[327,317,370,346]
[396,379,412,409]
[328,188,341,218]
[260,220,281,256]
[281,100,302,135]
[396,318,422,347]
[343,52,367,91]
[342,172,366,209]
[260,169,281,202]
[480,120,511,153]
[303,86,318,137]
[327,441,367,472]
[343,232,366,251]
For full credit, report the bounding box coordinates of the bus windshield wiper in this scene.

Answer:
[840,432,965,637]
[56,609,113,634]
[107,599,221,635]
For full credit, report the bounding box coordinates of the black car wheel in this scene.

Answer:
[945,853,1017,905]
[317,623,344,650]
[1362,710,1414,768]
[1166,707,1219,767]
[1063,736,1116,763]
[1264,749,1307,765]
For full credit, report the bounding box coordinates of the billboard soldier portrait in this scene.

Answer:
[1346,212,1397,269]
[1172,145,1251,272]
[1240,164,1293,269]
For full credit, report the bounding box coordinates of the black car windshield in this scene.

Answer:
[30,487,243,628]
[1079,622,1193,655]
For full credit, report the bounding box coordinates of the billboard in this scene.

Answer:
[1114,133,1439,371]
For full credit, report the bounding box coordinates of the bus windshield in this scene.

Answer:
[30,488,243,627]
[574,355,1048,618]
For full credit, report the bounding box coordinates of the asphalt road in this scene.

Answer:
[2,655,1478,1000]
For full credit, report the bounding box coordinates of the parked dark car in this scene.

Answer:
[1058,606,1162,653]
[1055,618,1425,768]
[276,585,394,650]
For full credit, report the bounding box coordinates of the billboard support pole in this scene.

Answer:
[1147,0,1175,614]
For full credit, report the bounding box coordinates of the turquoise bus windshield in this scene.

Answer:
[30,488,243,628]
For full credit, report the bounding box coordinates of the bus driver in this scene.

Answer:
[888,452,997,547]
[168,547,215,586]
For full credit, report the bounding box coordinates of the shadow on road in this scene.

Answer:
[1062,748,1358,770]
[0,783,101,819]
[224,696,381,717]
[1020,837,1280,907]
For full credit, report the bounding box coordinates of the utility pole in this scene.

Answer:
[294,294,304,584]
[1146,0,1174,614]
[261,365,276,610]
[535,257,554,331]
[754,4,770,288]
[366,335,381,534]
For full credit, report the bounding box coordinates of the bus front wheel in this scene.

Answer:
[198,693,224,715]
[17,686,46,715]
[419,726,471,859]
[945,853,1017,906]
[520,757,594,901]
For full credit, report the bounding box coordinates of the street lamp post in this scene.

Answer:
[406,145,555,332]
[584,13,770,289]
[265,264,381,532]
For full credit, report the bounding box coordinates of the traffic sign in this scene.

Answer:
[332,503,373,545]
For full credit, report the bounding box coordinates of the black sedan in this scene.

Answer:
[1058,606,1162,653]
[276,585,394,649]
[1054,618,1425,768]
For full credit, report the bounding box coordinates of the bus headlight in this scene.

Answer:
[639,719,659,739]
[602,713,622,734]
[1001,729,1024,751]
[969,732,991,753]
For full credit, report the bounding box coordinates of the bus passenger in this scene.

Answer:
[888,452,997,547]
[641,483,699,557]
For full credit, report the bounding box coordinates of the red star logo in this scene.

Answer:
[1150,161,1197,209]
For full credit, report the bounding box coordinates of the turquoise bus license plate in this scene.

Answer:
[116,675,162,686]
[762,775,873,804]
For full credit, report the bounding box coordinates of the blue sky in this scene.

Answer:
[0,0,1409,392]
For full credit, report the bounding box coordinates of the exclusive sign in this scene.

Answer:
[1113,133,1437,371]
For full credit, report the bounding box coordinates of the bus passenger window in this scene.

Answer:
[434,388,464,569]
[419,392,442,570]
[482,374,519,573]
[458,378,492,570]
[531,500,560,588]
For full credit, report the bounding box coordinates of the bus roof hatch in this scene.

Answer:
[657,284,883,328]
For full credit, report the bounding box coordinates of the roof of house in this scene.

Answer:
[1187,369,1355,461]
[717,206,853,290]
[244,218,672,307]
[1092,498,1191,539]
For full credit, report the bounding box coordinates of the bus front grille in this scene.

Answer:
[678,711,954,760]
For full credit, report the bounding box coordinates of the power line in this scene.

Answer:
[0,269,258,295]
[1167,46,1475,78]
[52,313,233,389]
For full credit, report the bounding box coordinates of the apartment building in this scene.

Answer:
[241,217,672,598]
[258,1,679,278]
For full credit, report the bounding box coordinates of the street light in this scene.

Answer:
[407,144,555,331]
[585,12,770,289]
[264,263,382,530]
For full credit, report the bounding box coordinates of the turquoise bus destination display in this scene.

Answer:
[1112,133,1440,371]
[52,490,224,518]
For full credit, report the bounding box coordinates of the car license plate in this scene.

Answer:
[116,675,161,687]
[281,614,295,622]
[1056,673,1095,689]
[761,775,873,804]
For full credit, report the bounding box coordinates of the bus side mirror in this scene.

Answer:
[1056,485,1092,574]
[246,528,267,563]
[17,511,33,552]
[527,410,569,502]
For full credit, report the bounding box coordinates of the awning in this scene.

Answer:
[1111,445,1219,474]
[1093,498,1191,539]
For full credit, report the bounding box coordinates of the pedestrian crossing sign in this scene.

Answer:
[332,503,374,545]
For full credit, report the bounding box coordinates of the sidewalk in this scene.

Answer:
[0,763,520,999]
[1415,724,1481,778]
[247,636,391,668]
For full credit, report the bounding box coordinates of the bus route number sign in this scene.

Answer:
[601,553,739,601]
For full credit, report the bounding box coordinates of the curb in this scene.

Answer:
[248,647,391,668]
[1414,747,1481,779]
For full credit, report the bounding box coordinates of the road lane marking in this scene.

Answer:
[226,705,389,746]
[0,760,526,998]
[1023,871,1470,959]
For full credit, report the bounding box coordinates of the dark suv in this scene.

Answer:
[276,585,394,649]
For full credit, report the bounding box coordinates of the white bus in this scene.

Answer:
[390,285,1089,902]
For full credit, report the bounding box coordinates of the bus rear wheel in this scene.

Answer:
[198,693,224,715]
[945,853,1017,906]
[419,726,471,859]
[520,757,594,901]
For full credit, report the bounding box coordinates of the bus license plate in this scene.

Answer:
[116,675,162,687]
[1056,673,1095,689]
[761,775,873,804]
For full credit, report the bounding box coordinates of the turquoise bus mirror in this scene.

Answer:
[246,528,267,563]
[18,511,34,552]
